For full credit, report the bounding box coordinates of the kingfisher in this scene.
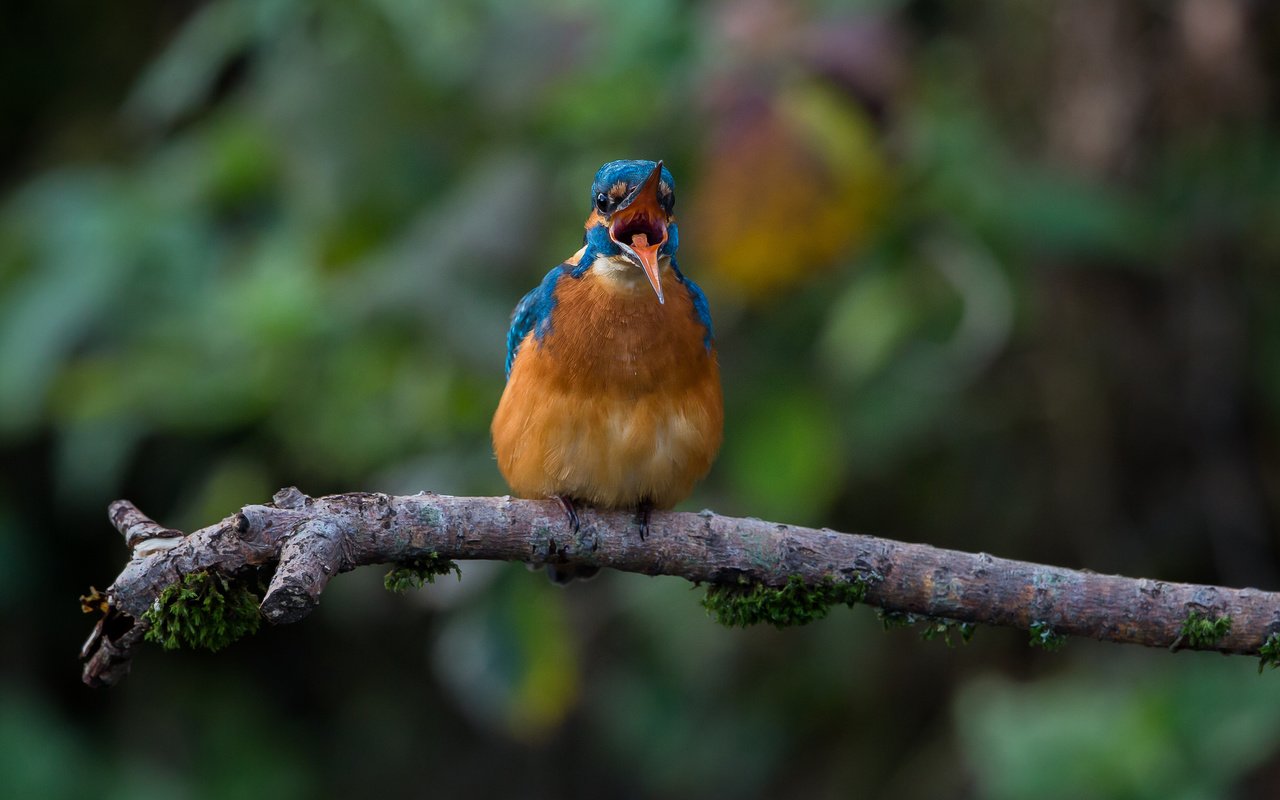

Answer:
[491,159,723,581]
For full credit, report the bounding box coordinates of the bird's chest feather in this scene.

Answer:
[492,268,722,508]
[540,268,710,394]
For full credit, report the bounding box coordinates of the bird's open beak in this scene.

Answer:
[609,161,668,304]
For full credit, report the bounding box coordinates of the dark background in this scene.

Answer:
[4,1,1280,797]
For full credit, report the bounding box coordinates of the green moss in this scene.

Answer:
[1179,610,1232,648]
[877,609,916,630]
[142,571,261,652]
[702,574,872,629]
[383,552,461,592]
[919,617,976,647]
[1258,633,1280,674]
[1029,620,1066,652]
[876,610,975,646]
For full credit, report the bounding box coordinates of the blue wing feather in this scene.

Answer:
[504,265,565,378]
[673,262,714,351]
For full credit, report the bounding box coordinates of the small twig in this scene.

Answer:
[261,518,349,624]
[79,489,1280,687]
[109,499,183,548]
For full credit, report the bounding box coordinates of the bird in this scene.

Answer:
[491,159,723,582]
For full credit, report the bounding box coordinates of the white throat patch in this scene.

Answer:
[591,255,669,294]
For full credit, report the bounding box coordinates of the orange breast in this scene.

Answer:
[491,268,723,509]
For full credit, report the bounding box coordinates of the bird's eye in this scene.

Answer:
[660,192,675,214]
[595,192,610,214]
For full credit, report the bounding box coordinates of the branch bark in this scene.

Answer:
[80,488,1280,686]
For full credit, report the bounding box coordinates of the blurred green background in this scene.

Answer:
[4,0,1280,797]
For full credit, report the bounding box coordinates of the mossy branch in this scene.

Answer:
[143,571,262,651]
[80,488,1280,687]
[702,574,872,628]
[384,554,461,592]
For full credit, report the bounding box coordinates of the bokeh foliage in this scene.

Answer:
[4,0,1280,797]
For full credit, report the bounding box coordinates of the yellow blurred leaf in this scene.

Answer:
[690,80,893,299]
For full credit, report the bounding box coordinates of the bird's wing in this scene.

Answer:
[505,265,565,378]
[675,268,715,350]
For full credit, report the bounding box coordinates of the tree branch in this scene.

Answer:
[80,488,1280,686]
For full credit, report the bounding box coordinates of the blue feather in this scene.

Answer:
[572,226,613,277]
[662,221,679,258]
[673,261,714,351]
[592,160,675,203]
[504,266,564,377]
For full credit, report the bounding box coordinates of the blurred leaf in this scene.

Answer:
[53,416,144,507]
[906,81,1161,264]
[432,566,579,739]
[0,690,96,798]
[122,0,257,130]
[174,455,274,531]
[0,173,134,433]
[956,657,1280,800]
[724,388,845,523]
[820,231,1011,471]
[821,258,934,383]
[590,663,783,798]
[693,80,892,299]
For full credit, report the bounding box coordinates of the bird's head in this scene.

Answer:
[583,159,677,304]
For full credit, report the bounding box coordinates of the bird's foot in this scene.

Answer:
[634,500,653,540]
[546,496,597,583]
[554,495,580,534]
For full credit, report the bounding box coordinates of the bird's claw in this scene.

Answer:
[554,495,580,534]
[634,501,653,540]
